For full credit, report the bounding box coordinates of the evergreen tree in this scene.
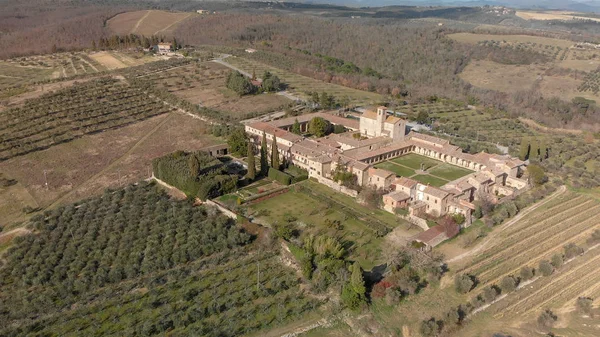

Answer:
[260,132,268,176]
[271,135,280,170]
[539,140,548,160]
[291,119,302,135]
[246,142,256,181]
[350,263,366,298]
[519,138,530,161]
[529,138,539,161]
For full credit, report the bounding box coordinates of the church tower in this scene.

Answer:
[377,106,386,132]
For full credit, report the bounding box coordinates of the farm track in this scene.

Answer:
[478,219,600,287]
[154,13,191,35]
[130,10,151,34]
[463,198,596,274]
[47,113,174,209]
[492,251,600,318]
[500,193,585,235]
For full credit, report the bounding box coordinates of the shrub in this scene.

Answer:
[268,168,292,185]
[454,274,475,294]
[537,309,557,328]
[551,253,564,269]
[482,286,499,303]
[564,243,584,259]
[500,275,517,293]
[519,266,535,281]
[420,318,441,337]
[539,260,554,276]
[576,297,594,315]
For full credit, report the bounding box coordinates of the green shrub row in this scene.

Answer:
[268,168,292,185]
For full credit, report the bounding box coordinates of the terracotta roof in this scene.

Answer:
[385,116,402,124]
[270,112,359,130]
[385,190,410,202]
[368,168,395,179]
[246,122,302,143]
[394,177,418,189]
[346,140,413,161]
[416,226,446,245]
[361,110,379,120]
[423,186,450,199]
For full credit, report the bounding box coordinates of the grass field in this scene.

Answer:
[459,59,600,102]
[375,153,473,187]
[390,153,441,170]
[411,174,450,187]
[459,60,545,94]
[107,10,193,36]
[428,163,474,181]
[148,62,291,118]
[373,161,415,177]
[516,10,600,23]
[222,56,383,105]
[0,112,222,230]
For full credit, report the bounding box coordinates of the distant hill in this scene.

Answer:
[305,0,600,13]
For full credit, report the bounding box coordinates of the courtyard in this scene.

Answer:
[375,153,473,187]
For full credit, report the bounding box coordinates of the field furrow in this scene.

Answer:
[464,201,598,274]
[492,251,600,318]
[477,220,600,286]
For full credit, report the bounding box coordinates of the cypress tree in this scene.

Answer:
[350,263,366,298]
[539,140,548,160]
[260,132,268,176]
[519,138,530,161]
[529,138,540,161]
[271,135,280,170]
[246,142,256,181]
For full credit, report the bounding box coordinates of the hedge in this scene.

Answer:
[268,168,292,185]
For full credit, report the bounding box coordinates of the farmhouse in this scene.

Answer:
[244,108,527,226]
[157,43,171,55]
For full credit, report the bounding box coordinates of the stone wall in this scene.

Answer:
[205,199,238,220]
[314,176,358,197]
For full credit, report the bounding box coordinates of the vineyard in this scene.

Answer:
[0,182,316,336]
[578,69,600,94]
[0,77,175,160]
[221,56,383,105]
[455,190,600,320]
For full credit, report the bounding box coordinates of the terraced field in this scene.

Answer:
[491,249,600,319]
[459,192,600,288]
[452,189,600,325]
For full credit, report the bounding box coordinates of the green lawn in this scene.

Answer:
[411,174,449,187]
[428,163,473,181]
[374,161,415,177]
[390,154,441,170]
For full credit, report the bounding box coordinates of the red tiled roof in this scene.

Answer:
[416,226,446,245]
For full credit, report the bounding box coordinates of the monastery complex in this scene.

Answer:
[244,107,528,239]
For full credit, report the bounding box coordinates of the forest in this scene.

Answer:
[173,13,600,130]
[0,182,316,336]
